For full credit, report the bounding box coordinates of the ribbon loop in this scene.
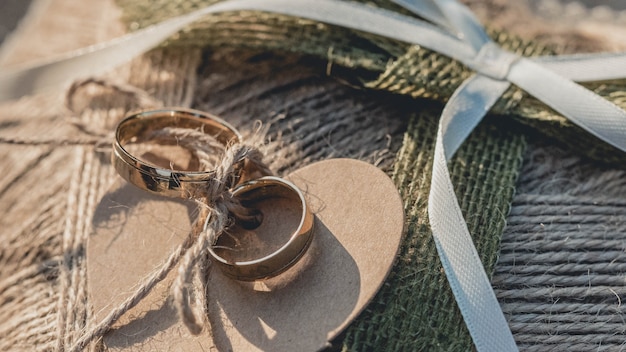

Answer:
[431,0,490,50]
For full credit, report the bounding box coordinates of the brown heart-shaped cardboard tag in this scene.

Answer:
[88,158,404,351]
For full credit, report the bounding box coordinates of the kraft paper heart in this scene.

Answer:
[88,158,405,351]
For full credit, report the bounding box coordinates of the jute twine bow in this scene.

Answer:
[9,78,275,351]
[68,131,271,352]
[0,78,164,148]
[150,127,271,333]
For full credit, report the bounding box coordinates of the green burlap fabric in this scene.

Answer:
[118,0,626,164]
[114,1,624,350]
[338,110,524,351]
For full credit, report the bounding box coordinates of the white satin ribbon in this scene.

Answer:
[430,73,515,351]
[2,1,626,350]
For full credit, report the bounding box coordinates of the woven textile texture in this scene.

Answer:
[116,0,626,164]
[193,51,526,350]
[0,0,625,351]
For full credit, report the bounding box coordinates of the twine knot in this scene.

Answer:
[152,127,271,335]
[69,121,272,352]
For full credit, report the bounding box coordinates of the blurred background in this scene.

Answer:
[1,0,624,47]
[0,0,31,45]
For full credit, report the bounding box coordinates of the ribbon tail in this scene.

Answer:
[429,73,518,351]
[508,58,626,152]
[0,0,473,103]
[535,51,626,82]
[0,9,210,102]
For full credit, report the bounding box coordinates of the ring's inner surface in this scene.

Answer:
[215,184,302,263]
[127,142,203,171]
[117,112,238,172]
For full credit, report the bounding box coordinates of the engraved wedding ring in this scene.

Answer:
[207,177,315,281]
[113,108,246,198]
[113,108,315,281]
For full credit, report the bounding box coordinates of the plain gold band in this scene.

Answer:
[112,108,244,198]
[207,176,315,281]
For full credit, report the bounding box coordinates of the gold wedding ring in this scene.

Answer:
[207,177,315,281]
[114,108,312,281]
[113,108,248,198]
